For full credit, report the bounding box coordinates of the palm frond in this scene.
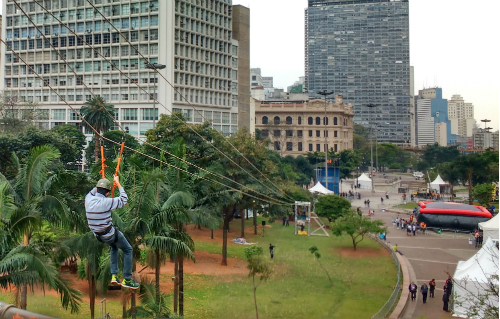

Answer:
[53,275,83,314]
[145,235,195,261]
[165,191,195,208]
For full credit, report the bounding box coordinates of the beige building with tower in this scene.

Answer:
[448,94,475,137]
[255,95,354,157]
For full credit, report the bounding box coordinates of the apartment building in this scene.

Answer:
[1,0,247,138]
[305,0,411,145]
[255,95,354,157]
[448,94,475,138]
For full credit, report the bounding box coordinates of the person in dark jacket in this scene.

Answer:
[421,283,429,303]
[429,279,436,298]
[85,176,139,289]
[409,282,417,301]
[442,287,450,311]
[269,243,275,259]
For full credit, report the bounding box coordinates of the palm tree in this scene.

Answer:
[0,170,81,313]
[79,96,115,164]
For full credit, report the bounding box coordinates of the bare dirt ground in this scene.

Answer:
[333,247,391,258]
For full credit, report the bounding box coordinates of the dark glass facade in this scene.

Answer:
[305,0,410,144]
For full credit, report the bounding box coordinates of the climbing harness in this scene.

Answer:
[111,134,125,197]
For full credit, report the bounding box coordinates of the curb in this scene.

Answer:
[389,253,411,319]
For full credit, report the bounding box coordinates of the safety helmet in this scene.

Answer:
[96,178,112,191]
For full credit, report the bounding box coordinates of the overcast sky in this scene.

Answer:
[233,0,500,131]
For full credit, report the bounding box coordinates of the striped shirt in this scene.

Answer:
[85,187,128,241]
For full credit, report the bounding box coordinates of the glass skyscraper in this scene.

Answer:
[305,0,410,145]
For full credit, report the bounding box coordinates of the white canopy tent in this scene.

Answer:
[308,182,334,195]
[452,237,499,318]
[430,175,447,193]
[357,173,372,190]
[478,214,499,240]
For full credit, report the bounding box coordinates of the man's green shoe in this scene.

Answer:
[111,275,119,285]
[121,278,140,290]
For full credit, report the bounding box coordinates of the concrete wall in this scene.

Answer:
[232,5,251,131]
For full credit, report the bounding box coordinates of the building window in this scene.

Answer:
[140,122,154,135]
[316,117,321,125]
[309,130,313,137]
[298,130,303,137]
[123,123,138,135]
[274,130,281,137]
[298,142,303,151]
[122,108,138,121]
[334,117,338,125]
[262,130,269,137]
[308,117,313,125]
[274,141,280,151]
[262,116,268,124]
[316,144,320,151]
[298,116,302,125]
[334,144,338,152]
[52,109,66,120]
[142,108,158,121]
[323,117,328,125]
[334,131,338,137]
[274,116,280,125]
[286,130,293,137]
[309,144,313,151]
[286,142,293,151]
[316,130,320,137]
[286,116,292,124]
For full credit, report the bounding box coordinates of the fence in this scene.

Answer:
[370,236,403,319]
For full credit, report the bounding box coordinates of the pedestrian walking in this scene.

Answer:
[478,232,483,248]
[381,197,384,204]
[409,282,417,301]
[282,216,286,226]
[442,287,450,312]
[407,223,412,236]
[364,199,367,207]
[412,223,416,236]
[396,217,400,229]
[445,275,453,294]
[386,191,389,199]
[285,215,289,226]
[367,199,370,208]
[474,230,480,248]
[421,283,429,303]
[429,279,436,298]
[269,243,275,260]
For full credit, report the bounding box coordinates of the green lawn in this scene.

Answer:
[0,219,397,319]
[395,202,418,209]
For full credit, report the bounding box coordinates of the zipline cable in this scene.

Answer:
[1,39,291,206]
[30,0,294,203]
[11,0,292,206]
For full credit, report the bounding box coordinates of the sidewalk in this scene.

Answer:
[353,189,475,319]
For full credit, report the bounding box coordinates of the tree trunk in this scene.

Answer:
[179,256,184,317]
[89,276,95,319]
[352,237,357,251]
[241,208,245,238]
[221,206,232,266]
[131,291,136,319]
[173,258,178,314]
[20,233,29,310]
[155,249,161,303]
[94,132,100,164]
[468,172,473,205]
[253,275,259,319]
[246,209,249,220]
[253,208,257,235]
[211,229,213,239]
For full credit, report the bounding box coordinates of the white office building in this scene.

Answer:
[448,94,475,138]
[1,0,245,138]
[416,99,434,146]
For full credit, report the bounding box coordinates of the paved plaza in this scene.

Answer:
[345,174,476,319]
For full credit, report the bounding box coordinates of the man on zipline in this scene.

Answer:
[85,176,139,289]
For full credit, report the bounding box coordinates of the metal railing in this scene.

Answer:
[0,301,58,319]
[370,236,403,319]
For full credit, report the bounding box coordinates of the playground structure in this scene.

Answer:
[294,201,329,237]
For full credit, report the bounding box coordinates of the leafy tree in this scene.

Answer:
[0,91,46,133]
[329,149,361,179]
[455,153,498,205]
[473,184,496,208]
[309,246,333,286]
[244,245,272,319]
[331,210,386,251]
[315,195,351,221]
[422,143,460,168]
[79,96,115,164]
[51,124,86,151]
[0,146,81,311]
[440,162,461,201]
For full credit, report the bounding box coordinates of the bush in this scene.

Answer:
[268,216,276,223]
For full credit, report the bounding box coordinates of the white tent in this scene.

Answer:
[430,174,447,193]
[308,182,334,195]
[357,173,372,190]
[452,237,499,318]
[479,214,499,240]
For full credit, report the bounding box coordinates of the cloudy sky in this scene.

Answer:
[232,0,500,130]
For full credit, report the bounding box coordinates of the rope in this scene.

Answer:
[9,0,292,206]
[0,39,290,206]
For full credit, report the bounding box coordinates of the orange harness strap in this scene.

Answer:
[99,145,106,179]
[111,141,125,197]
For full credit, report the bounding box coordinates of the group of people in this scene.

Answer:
[393,215,422,236]
[408,276,453,312]
[363,199,371,207]
[474,229,484,248]
[282,215,290,226]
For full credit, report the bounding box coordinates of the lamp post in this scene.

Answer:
[366,104,378,193]
[317,90,334,190]
[356,166,359,188]
[145,63,166,128]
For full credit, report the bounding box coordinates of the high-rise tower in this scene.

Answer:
[305,0,410,145]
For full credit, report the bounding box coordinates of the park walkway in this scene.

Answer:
[347,186,476,319]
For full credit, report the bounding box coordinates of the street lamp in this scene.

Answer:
[317,90,334,190]
[481,119,491,130]
[145,63,166,128]
[366,103,378,193]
